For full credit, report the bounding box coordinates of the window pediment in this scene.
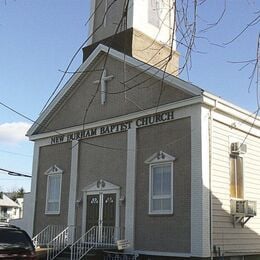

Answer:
[82,179,120,192]
[44,165,63,176]
[145,151,176,164]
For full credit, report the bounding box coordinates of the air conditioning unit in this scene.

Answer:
[231,142,247,154]
[231,199,257,217]
[246,200,257,216]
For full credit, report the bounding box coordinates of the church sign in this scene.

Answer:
[50,110,174,145]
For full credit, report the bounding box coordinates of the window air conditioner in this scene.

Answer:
[231,199,257,217]
[231,142,247,154]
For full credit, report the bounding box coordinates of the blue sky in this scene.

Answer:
[0,0,259,192]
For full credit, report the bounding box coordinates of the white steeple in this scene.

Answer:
[85,0,178,75]
[131,0,175,48]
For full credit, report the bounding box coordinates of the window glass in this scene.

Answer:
[46,174,62,214]
[150,163,172,213]
[230,155,244,199]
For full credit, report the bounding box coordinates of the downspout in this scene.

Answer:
[209,100,217,260]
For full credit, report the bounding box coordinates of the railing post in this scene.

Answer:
[114,226,117,244]
[67,225,75,245]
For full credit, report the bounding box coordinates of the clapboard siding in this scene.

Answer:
[212,116,260,256]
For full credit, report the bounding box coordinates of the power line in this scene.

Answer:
[0,99,71,139]
[0,101,35,124]
[81,0,130,129]
[2,1,258,156]
[0,149,32,158]
[0,168,32,178]
[40,0,119,113]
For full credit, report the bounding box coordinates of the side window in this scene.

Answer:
[146,151,175,215]
[45,165,63,215]
[230,155,244,199]
[150,163,173,214]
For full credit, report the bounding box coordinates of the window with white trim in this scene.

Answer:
[45,165,63,214]
[145,151,175,215]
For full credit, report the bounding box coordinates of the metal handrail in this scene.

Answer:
[70,226,96,260]
[32,225,66,248]
[47,226,70,260]
[70,226,120,260]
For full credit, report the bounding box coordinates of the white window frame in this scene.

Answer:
[230,154,244,199]
[228,137,246,200]
[44,165,63,215]
[145,151,175,215]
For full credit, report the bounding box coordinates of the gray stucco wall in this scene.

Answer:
[37,54,193,134]
[135,118,191,253]
[34,142,71,235]
[75,132,127,231]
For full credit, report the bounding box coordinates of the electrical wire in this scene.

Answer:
[0,168,32,178]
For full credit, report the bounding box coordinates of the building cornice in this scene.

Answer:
[28,96,202,141]
[203,92,260,129]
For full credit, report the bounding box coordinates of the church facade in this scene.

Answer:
[27,1,260,259]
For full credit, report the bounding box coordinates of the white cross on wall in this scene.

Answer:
[93,69,114,105]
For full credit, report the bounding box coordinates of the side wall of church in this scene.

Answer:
[211,112,260,256]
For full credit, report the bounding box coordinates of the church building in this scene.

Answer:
[27,1,260,259]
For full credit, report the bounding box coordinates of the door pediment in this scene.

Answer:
[82,179,120,193]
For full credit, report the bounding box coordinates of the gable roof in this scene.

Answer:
[0,194,20,208]
[27,44,203,137]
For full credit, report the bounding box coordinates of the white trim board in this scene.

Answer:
[67,140,79,243]
[190,105,210,257]
[29,96,202,141]
[125,126,136,251]
[203,92,260,128]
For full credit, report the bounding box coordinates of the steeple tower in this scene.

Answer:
[83,0,179,75]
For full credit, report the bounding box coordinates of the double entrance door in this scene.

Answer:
[86,193,116,243]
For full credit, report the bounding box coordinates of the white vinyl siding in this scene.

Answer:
[45,174,62,214]
[149,162,173,214]
[212,117,260,255]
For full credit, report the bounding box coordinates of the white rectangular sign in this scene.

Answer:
[117,239,130,250]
